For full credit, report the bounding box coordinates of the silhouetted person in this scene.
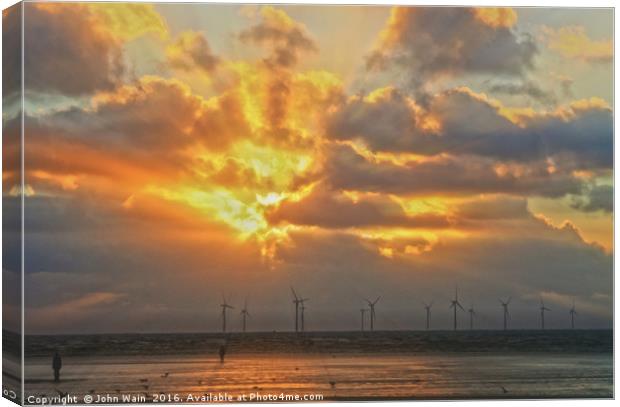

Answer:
[218,345,226,363]
[52,351,62,382]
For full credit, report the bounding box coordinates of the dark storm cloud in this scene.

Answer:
[325,144,583,198]
[326,88,612,170]
[367,7,536,90]
[571,184,613,213]
[19,4,124,95]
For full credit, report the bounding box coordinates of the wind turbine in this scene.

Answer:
[468,303,476,330]
[499,297,511,330]
[240,298,250,333]
[569,300,577,329]
[449,287,465,331]
[360,308,367,332]
[220,295,234,333]
[540,299,551,330]
[365,297,380,332]
[299,297,309,332]
[291,287,301,333]
[423,301,433,330]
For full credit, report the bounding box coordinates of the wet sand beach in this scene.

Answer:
[4,330,613,403]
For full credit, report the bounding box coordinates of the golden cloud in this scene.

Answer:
[542,25,612,63]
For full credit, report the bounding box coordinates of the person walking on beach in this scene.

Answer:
[52,351,62,382]
[219,345,227,363]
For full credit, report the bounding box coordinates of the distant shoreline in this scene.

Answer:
[6,329,612,358]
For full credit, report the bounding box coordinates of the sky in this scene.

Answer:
[1,3,613,334]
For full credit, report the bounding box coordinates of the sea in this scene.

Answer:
[2,330,613,403]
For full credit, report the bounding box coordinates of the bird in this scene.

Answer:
[500,385,509,394]
[161,372,169,378]
[329,381,336,388]
[139,378,148,383]
[55,389,68,398]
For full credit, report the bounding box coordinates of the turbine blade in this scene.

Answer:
[290,287,298,300]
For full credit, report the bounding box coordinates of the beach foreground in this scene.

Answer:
[3,330,612,403]
[22,352,612,402]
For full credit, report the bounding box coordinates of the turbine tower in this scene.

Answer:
[360,308,367,332]
[468,304,476,330]
[499,297,511,330]
[449,287,465,331]
[365,297,380,332]
[220,295,234,333]
[240,298,250,333]
[569,301,577,329]
[423,301,433,330]
[291,287,301,333]
[540,299,551,330]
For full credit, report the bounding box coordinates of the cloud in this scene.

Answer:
[166,31,219,73]
[269,219,611,329]
[326,87,612,170]
[31,75,250,165]
[571,184,613,213]
[239,6,317,68]
[4,3,168,97]
[367,7,536,89]
[87,3,167,41]
[326,87,422,152]
[20,3,124,95]
[542,25,612,63]
[454,196,529,221]
[267,184,450,229]
[20,184,612,333]
[483,80,557,105]
[324,144,583,198]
